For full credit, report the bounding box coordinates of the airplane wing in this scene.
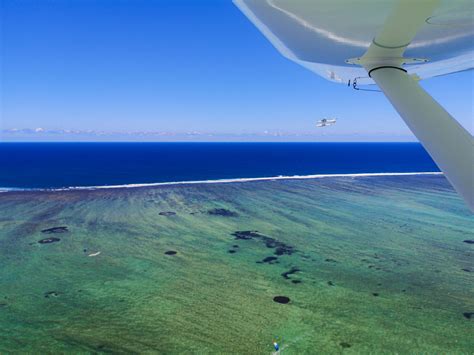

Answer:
[233,0,473,84]
[234,0,474,212]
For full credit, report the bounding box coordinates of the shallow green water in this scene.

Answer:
[0,175,472,353]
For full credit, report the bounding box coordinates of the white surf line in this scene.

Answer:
[88,251,101,257]
[54,171,443,191]
[0,172,443,192]
[0,188,29,193]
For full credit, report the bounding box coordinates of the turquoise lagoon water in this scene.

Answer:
[0,174,472,353]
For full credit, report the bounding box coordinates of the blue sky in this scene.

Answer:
[1,0,472,142]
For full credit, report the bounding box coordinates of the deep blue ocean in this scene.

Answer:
[0,143,439,189]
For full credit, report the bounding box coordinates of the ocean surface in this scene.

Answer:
[0,142,472,353]
[0,142,439,188]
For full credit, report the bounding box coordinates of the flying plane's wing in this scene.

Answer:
[234,0,474,211]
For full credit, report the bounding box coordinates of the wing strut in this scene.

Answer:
[370,67,474,211]
[351,0,474,211]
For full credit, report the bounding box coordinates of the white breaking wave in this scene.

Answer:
[0,172,443,192]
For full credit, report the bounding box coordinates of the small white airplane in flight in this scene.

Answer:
[317,118,337,128]
[234,0,474,212]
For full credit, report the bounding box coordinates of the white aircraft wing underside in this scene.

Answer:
[234,0,473,84]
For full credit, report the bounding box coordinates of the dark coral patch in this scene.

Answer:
[462,268,471,272]
[207,208,239,217]
[327,281,334,286]
[228,250,237,254]
[372,293,379,297]
[233,245,239,248]
[291,280,302,284]
[274,245,294,256]
[463,312,473,319]
[38,237,60,244]
[281,267,300,279]
[325,258,337,263]
[260,256,278,264]
[164,250,177,255]
[264,239,277,248]
[44,291,59,298]
[231,231,295,256]
[463,240,474,244]
[264,237,294,256]
[273,296,290,304]
[159,211,176,216]
[232,230,262,240]
[340,342,351,348]
[41,226,68,234]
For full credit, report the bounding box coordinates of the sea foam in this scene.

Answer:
[0,171,443,192]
